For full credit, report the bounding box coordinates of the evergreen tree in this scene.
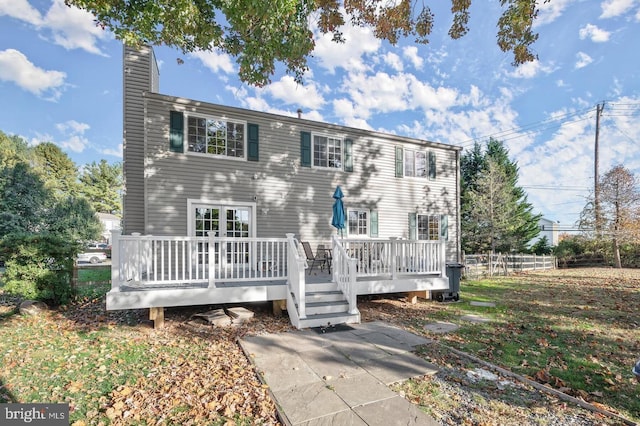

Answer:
[34,142,80,198]
[461,138,541,253]
[79,160,123,215]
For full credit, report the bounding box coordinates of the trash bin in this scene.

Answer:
[433,262,464,302]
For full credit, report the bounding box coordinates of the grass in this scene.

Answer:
[391,268,640,423]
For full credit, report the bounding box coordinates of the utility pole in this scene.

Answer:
[594,102,605,236]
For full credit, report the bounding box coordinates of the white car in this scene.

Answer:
[77,251,107,264]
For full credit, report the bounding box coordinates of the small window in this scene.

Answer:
[404,149,428,177]
[313,134,342,169]
[417,215,440,241]
[348,209,368,236]
[187,115,246,159]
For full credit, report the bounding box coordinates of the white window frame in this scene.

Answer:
[417,214,440,241]
[312,133,343,169]
[185,114,247,161]
[347,208,369,237]
[187,199,256,238]
[404,149,428,178]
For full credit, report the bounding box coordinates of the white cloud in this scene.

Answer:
[509,59,553,79]
[99,143,123,158]
[382,52,403,72]
[0,0,42,25]
[1,0,110,55]
[0,49,66,99]
[402,46,423,70]
[579,24,611,42]
[408,76,459,111]
[600,0,636,18]
[264,75,325,109]
[189,49,235,74]
[339,71,410,119]
[575,52,593,69]
[534,0,574,26]
[56,120,90,134]
[58,134,90,153]
[43,0,110,55]
[313,23,381,73]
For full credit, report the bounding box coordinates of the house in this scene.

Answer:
[96,212,121,244]
[530,217,559,247]
[108,45,463,328]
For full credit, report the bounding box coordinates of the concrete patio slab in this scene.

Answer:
[272,381,349,424]
[328,371,397,407]
[355,331,414,355]
[254,352,320,392]
[470,301,496,307]
[297,409,368,426]
[298,346,364,379]
[460,314,492,323]
[353,396,439,426]
[358,351,439,385]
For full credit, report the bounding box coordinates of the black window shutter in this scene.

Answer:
[301,131,311,167]
[169,111,184,153]
[395,146,403,177]
[344,138,353,172]
[408,213,417,240]
[247,123,259,161]
[370,211,379,237]
[429,151,436,180]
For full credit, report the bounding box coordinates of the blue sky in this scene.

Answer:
[1,0,639,231]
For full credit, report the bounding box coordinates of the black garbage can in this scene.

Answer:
[433,262,464,302]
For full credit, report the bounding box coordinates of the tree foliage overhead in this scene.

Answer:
[66,0,541,86]
[34,142,80,199]
[461,139,540,253]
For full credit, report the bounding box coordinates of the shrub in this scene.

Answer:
[0,232,78,305]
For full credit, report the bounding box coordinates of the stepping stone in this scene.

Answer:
[226,307,254,324]
[470,301,496,307]
[423,321,459,334]
[190,309,231,326]
[460,314,492,323]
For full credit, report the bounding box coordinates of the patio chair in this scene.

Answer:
[301,242,329,275]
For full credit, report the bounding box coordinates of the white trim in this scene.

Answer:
[184,113,248,160]
[311,132,344,170]
[347,207,370,238]
[187,199,257,237]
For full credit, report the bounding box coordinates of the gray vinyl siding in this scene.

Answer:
[140,93,462,261]
[122,45,156,234]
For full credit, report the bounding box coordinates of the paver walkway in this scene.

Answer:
[239,321,440,426]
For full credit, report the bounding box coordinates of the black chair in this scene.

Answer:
[302,242,329,275]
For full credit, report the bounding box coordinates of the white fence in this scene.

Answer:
[463,253,556,279]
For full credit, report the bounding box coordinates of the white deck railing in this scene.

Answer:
[286,234,308,319]
[111,231,447,293]
[341,238,446,279]
[110,231,288,289]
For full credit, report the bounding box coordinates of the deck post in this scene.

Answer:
[110,230,121,291]
[272,299,286,316]
[440,240,447,278]
[390,238,397,280]
[131,232,141,281]
[208,232,215,288]
[149,307,164,328]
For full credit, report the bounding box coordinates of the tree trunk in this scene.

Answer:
[613,238,622,268]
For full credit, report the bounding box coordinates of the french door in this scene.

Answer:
[192,204,252,266]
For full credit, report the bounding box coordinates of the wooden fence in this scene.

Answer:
[462,253,556,279]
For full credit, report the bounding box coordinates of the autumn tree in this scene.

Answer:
[66,0,541,86]
[79,160,123,215]
[461,139,540,253]
[595,165,640,268]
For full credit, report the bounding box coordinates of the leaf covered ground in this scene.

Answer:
[0,267,639,425]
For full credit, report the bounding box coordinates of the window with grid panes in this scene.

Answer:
[187,116,245,158]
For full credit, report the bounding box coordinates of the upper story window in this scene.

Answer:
[404,149,427,177]
[187,116,245,159]
[313,135,342,169]
[395,146,436,179]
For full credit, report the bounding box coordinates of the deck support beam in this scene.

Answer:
[272,299,286,316]
[407,291,429,304]
[149,307,165,328]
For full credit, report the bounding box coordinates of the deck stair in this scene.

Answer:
[290,281,360,329]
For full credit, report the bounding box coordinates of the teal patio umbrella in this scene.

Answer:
[332,186,346,237]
